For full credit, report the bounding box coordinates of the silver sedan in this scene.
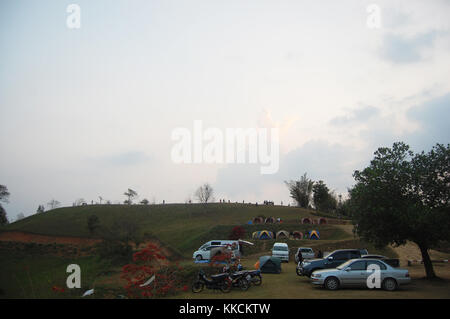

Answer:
[310,259,411,291]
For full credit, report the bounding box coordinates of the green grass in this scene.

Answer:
[0,249,112,299]
[3,203,334,254]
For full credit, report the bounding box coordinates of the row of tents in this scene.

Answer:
[249,217,327,225]
[252,230,320,240]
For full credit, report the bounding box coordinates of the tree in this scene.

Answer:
[0,205,8,225]
[47,199,61,210]
[140,199,149,205]
[229,226,246,240]
[0,185,10,225]
[36,205,45,214]
[350,142,450,279]
[195,183,214,203]
[285,173,314,208]
[313,180,338,213]
[87,215,100,235]
[124,189,138,205]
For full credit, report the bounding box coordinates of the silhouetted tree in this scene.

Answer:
[124,188,138,205]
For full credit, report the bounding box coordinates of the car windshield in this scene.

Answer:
[336,260,353,270]
[274,246,288,251]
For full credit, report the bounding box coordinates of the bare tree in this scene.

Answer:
[98,196,103,204]
[195,183,214,203]
[47,199,61,210]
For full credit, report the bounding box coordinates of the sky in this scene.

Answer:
[1,0,449,220]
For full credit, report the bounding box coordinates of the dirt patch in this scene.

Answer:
[391,241,450,265]
[0,231,101,246]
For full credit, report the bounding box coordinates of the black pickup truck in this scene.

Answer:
[296,249,362,277]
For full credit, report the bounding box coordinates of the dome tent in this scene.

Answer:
[301,217,312,224]
[253,230,274,240]
[309,230,320,240]
[276,230,290,239]
[265,217,275,224]
[258,256,281,274]
[292,231,303,239]
[317,218,327,225]
[253,217,264,224]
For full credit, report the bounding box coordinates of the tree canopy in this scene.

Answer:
[350,142,450,279]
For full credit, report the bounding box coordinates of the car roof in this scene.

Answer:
[274,242,288,246]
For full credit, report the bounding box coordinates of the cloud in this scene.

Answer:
[95,151,151,167]
[330,105,380,126]
[405,92,450,151]
[380,31,439,64]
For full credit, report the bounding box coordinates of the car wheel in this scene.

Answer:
[324,277,340,290]
[382,278,398,291]
[195,255,202,261]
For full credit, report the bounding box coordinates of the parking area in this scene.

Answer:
[179,258,450,299]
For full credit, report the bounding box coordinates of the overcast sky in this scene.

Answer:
[1,0,449,220]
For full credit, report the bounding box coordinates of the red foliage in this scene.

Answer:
[229,226,245,240]
[121,243,184,298]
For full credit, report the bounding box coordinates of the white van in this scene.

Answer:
[193,240,240,261]
[272,242,289,262]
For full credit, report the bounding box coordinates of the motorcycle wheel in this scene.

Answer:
[252,275,262,286]
[191,281,204,293]
[220,279,232,293]
[238,279,250,291]
[296,268,302,276]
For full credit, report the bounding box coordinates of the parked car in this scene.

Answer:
[361,254,400,268]
[272,243,289,262]
[295,247,315,262]
[193,245,224,261]
[310,258,411,291]
[297,249,362,277]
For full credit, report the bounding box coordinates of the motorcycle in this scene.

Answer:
[243,269,262,286]
[296,261,303,276]
[191,270,232,293]
[227,270,250,291]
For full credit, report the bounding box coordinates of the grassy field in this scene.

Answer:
[1,203,448,299]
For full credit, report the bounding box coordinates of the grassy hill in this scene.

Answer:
[3,203,343,255]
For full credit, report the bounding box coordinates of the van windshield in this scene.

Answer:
[274,246,288,251]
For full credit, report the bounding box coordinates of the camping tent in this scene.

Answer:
[301,217,312,224]
[253,217,264,224]
[265,217,275,224]
[317,218,327,225]
[258,230,274,240]
[253,230,274,240]
[309,230,320,240]
[258,256,281,274]
[292,231,303,239]
[276,230,290,239]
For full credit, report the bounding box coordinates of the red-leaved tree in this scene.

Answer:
[229,226,245,240]
[121,243,187,298]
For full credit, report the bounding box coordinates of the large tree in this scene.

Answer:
[350,142,450,279]
[312,180,337,213]
[285,173,314,208]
